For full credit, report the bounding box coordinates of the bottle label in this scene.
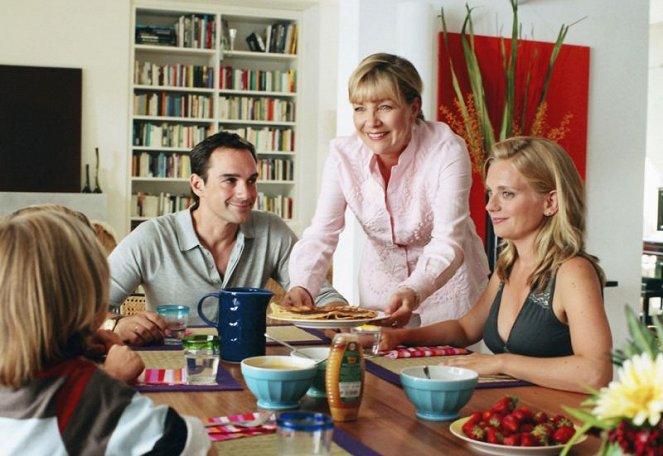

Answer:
[338,340,362,403]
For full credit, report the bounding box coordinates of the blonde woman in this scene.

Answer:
[0,210,214,455]
[285,53,489,328]
[380,137,613,392]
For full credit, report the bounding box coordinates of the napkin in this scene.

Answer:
[134,367,186,385]
[205,412,276,442]
[378,345,470,359]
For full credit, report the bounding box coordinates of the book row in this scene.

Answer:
[222,126,295,152]
[132,152,192,179]
[255,193,293,219]
[219,66,296,93]
[134,93,212,118]
[241,22,297,55]
[133,122,211,148]
[135,61,215,88]
[135,14,216,49]
[132,192,194,218]
[219,96,295,122]
[131,191,293,220]
[258,158,294,182]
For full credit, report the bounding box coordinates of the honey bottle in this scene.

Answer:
[325,332,364,421]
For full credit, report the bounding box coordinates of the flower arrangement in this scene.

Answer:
[561,307,663,455]
[439,0,574,172]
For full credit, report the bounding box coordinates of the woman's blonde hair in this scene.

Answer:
[0,210,109,387]
[484,136,604,291]
[348,53,424,120]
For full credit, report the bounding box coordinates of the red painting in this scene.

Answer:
[437,32,590,243]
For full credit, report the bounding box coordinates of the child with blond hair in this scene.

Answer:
[0,210,214,455]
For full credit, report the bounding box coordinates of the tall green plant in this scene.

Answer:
[440,0,570,168]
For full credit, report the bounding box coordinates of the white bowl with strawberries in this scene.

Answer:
[449,395,586,455]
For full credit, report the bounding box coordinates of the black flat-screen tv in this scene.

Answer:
[0,64,81,192]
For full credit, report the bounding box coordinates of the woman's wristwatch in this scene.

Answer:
[102,315,124,331]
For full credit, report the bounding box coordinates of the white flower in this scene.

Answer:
[593,352,663,426]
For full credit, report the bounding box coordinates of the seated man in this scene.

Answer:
[107,132,346,345]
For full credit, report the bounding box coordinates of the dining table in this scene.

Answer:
[141,330,602,455]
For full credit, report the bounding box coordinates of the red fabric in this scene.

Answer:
[437,33,590,242]
[37,359,97,433]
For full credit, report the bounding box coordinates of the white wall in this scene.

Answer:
[645,22,663,240]
[0,0,131,236]
[333,0,649,349]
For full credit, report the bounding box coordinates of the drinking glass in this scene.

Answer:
[351,325,381,357]
[183,335,220,385]
[156,305,190,345]
[277,412,333,456]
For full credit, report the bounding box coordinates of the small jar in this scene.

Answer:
[276,412,334,456]
[183,335,220,385]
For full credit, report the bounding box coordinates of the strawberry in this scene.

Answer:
[462,418,477,436]
[467,425,486,442]
[520,432,539,447]
[512,406,534,423]
[553,425,576,444]
[490,396,518,415]
[531,423,552,446]
[533,410,549,424]
[486,412,502,428]
[502,433,521,446]
[519,423,534,433]
[552,414,574,429]
[500,413,520,434]
[485,426,503,445]
[469,411,482,423]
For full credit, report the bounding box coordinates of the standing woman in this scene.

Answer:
[285,53,489,327]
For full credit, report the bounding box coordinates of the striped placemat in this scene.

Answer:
[366,355,532,389]
[135,349,242,392]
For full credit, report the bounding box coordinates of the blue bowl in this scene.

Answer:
[400,365,478,421]
[291,347,330,398]
[241,355,317,410]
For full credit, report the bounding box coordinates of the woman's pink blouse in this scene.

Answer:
[289,121,489,325]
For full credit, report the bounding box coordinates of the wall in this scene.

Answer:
[333,0,649,349]
[645,22,663,240]
[0,0,131,235]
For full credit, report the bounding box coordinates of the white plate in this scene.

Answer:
[449,416,586,456]
[268,311,388,329]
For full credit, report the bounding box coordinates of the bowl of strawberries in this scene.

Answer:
[449,395,586,455]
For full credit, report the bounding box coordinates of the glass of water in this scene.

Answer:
[156,305,190,345]
[183,335,220,385]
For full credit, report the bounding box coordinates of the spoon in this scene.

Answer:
[264,333,327,365]
[423,366,431,379]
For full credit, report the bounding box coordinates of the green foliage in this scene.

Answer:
[439,0,569,168]
[612,305,663,367]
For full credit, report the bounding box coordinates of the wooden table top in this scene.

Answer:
[144,346,601,454]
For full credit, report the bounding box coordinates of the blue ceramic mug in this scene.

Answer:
[197,287,273,363]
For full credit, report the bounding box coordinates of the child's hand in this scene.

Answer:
[103,344,145,383]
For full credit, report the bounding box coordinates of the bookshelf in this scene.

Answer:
[129,5,300,230]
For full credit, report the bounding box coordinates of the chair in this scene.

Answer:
[120,294,146,316]
[641,278,663,325]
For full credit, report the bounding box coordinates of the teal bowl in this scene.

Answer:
[400,365,478,421]
[291,347,330,397]
[241,356,317,410]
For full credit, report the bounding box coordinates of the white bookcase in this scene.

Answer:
[129,4,301,231]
